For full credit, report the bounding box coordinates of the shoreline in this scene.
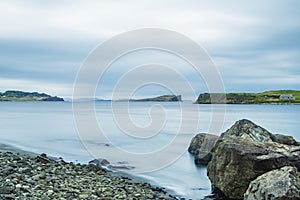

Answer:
[195,102,300,105]
[0,143,216,200]
[0,146,177,199]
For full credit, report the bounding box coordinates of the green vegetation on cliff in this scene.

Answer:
[196,90,300,104]
[0,91,64,101]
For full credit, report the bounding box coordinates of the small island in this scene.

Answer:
[196,90,300,104]
[116,95,182,102]
[0,90,64,102]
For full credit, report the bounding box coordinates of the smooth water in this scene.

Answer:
[0,102,299,199]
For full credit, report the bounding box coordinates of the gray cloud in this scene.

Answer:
[0,0,299,99]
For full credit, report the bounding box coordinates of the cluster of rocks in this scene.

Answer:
[0,152,176,199]
[189,119,300,200]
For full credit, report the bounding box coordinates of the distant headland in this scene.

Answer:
[196,90,300,104]
[117,95,182,102]
[0,90,64,101]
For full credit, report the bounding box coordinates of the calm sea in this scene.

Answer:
[0,102,299,199]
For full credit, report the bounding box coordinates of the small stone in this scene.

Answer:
[146,194,154,198]
[47,189,54,195]
[32,175,40,181]
[39,172,46,179]
[22,185,30,189]
[19,167,31,174]
[36,153,51,163]
[97,170,106,175]
[78,193,89,199]
[38,179,47,184]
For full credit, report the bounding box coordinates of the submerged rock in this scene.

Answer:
[89,158,110,166]
[89,158,135,170]
[207,119,300,199]
[188,133,219,165]
[244,166,300,200]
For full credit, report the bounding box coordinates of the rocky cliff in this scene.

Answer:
[196,90,300,104]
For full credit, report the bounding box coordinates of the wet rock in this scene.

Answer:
[244,166,300,200]
[89,158,135,170]
[188,133,219,165]
[89,158,110,166]
[36,153,52,163]
[207,119,300,199]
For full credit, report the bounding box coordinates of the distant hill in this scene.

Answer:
[0,90,64,101]
[196,90,300,104]
[117,95,182,102]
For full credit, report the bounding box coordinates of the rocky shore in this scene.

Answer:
[0,151,176,199]
[189,119,300,199]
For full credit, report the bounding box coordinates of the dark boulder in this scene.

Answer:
[207,119,300,199]
[188,133,219,165]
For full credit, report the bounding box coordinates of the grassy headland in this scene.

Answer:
[196,90,300,104]
[0,91,64,101]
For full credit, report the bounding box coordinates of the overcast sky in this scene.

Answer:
[0,0,299,100]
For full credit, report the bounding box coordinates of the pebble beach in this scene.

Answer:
[0,151,177,199]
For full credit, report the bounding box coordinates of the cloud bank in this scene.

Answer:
[0,0,299,99]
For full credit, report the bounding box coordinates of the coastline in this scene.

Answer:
[195,102,300,105]
[0,145,177,199]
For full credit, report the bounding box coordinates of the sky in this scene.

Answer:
[0,0,300,100]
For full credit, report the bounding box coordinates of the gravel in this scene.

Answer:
[0,151,177,199]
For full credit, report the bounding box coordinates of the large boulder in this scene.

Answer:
[207,119,300,199]
[188,133,219,165]
[244,166,300,200]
